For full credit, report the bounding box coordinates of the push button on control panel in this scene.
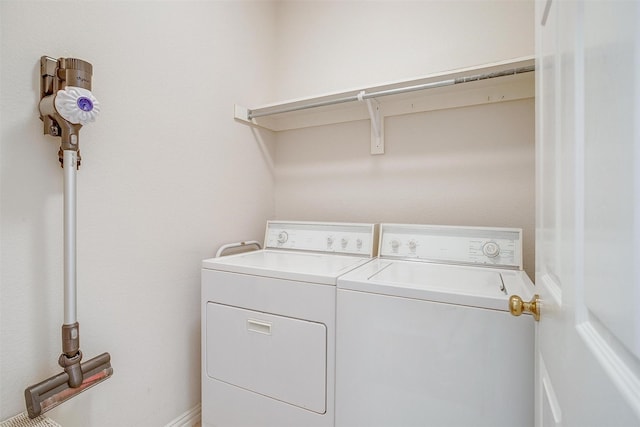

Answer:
[327,236,334,249]
[341,238,349,250]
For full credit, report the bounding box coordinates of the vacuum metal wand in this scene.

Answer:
[64,149,77,326]
[59,149,83,388]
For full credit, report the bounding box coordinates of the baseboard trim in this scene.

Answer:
[165,403,201,427]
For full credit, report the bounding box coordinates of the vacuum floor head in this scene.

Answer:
[24,352,112,419]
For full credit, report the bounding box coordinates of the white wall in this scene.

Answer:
[0,1,276,425]
[271,0,536,277]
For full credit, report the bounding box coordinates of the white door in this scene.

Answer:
[535,0,640,426]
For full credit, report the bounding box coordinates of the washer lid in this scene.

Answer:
[338,259,532,310]
[202,249,374,285]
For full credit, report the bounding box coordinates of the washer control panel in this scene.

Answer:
[265,221,378,257]
[379,224,522,269]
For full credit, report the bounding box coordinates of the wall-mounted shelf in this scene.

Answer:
[235,56,535,154]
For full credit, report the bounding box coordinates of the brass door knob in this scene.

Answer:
[509,294,540,321]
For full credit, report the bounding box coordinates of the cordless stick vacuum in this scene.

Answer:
[24,56,113,419]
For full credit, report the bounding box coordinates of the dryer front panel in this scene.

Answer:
[206,302,327,414]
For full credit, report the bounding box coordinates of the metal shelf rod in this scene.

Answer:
[247,65,535,120]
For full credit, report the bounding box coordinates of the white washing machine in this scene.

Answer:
[201,221,378,427]
[336,223,535,427]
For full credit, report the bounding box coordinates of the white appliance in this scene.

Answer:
[336,223,535,427]
[201,221,378,427]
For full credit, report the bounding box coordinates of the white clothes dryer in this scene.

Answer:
[201,221,378,427]
[336,223,535,427]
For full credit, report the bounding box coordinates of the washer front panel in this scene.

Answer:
[335,288,534,427]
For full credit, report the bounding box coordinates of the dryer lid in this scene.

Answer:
[203,221,378,284]
[202,249,374,285]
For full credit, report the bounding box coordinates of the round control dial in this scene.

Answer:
[277,231,288,244]
[482,241,500,258]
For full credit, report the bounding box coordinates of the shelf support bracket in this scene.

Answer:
[234,104,252,124]
[358,91,384,155]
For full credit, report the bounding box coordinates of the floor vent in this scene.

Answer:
[0,413,61,427]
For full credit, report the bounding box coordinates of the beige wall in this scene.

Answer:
[274,0,534,99]
[1,1,535,425]
[274,99,535,277]
[0,1,276,425]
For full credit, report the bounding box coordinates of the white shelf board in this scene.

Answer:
[235,56,535,132]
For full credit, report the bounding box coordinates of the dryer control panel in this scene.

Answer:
[379,223,522,270]
[265,221,378,257]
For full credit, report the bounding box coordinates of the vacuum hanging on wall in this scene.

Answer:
[24,56,113,419]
